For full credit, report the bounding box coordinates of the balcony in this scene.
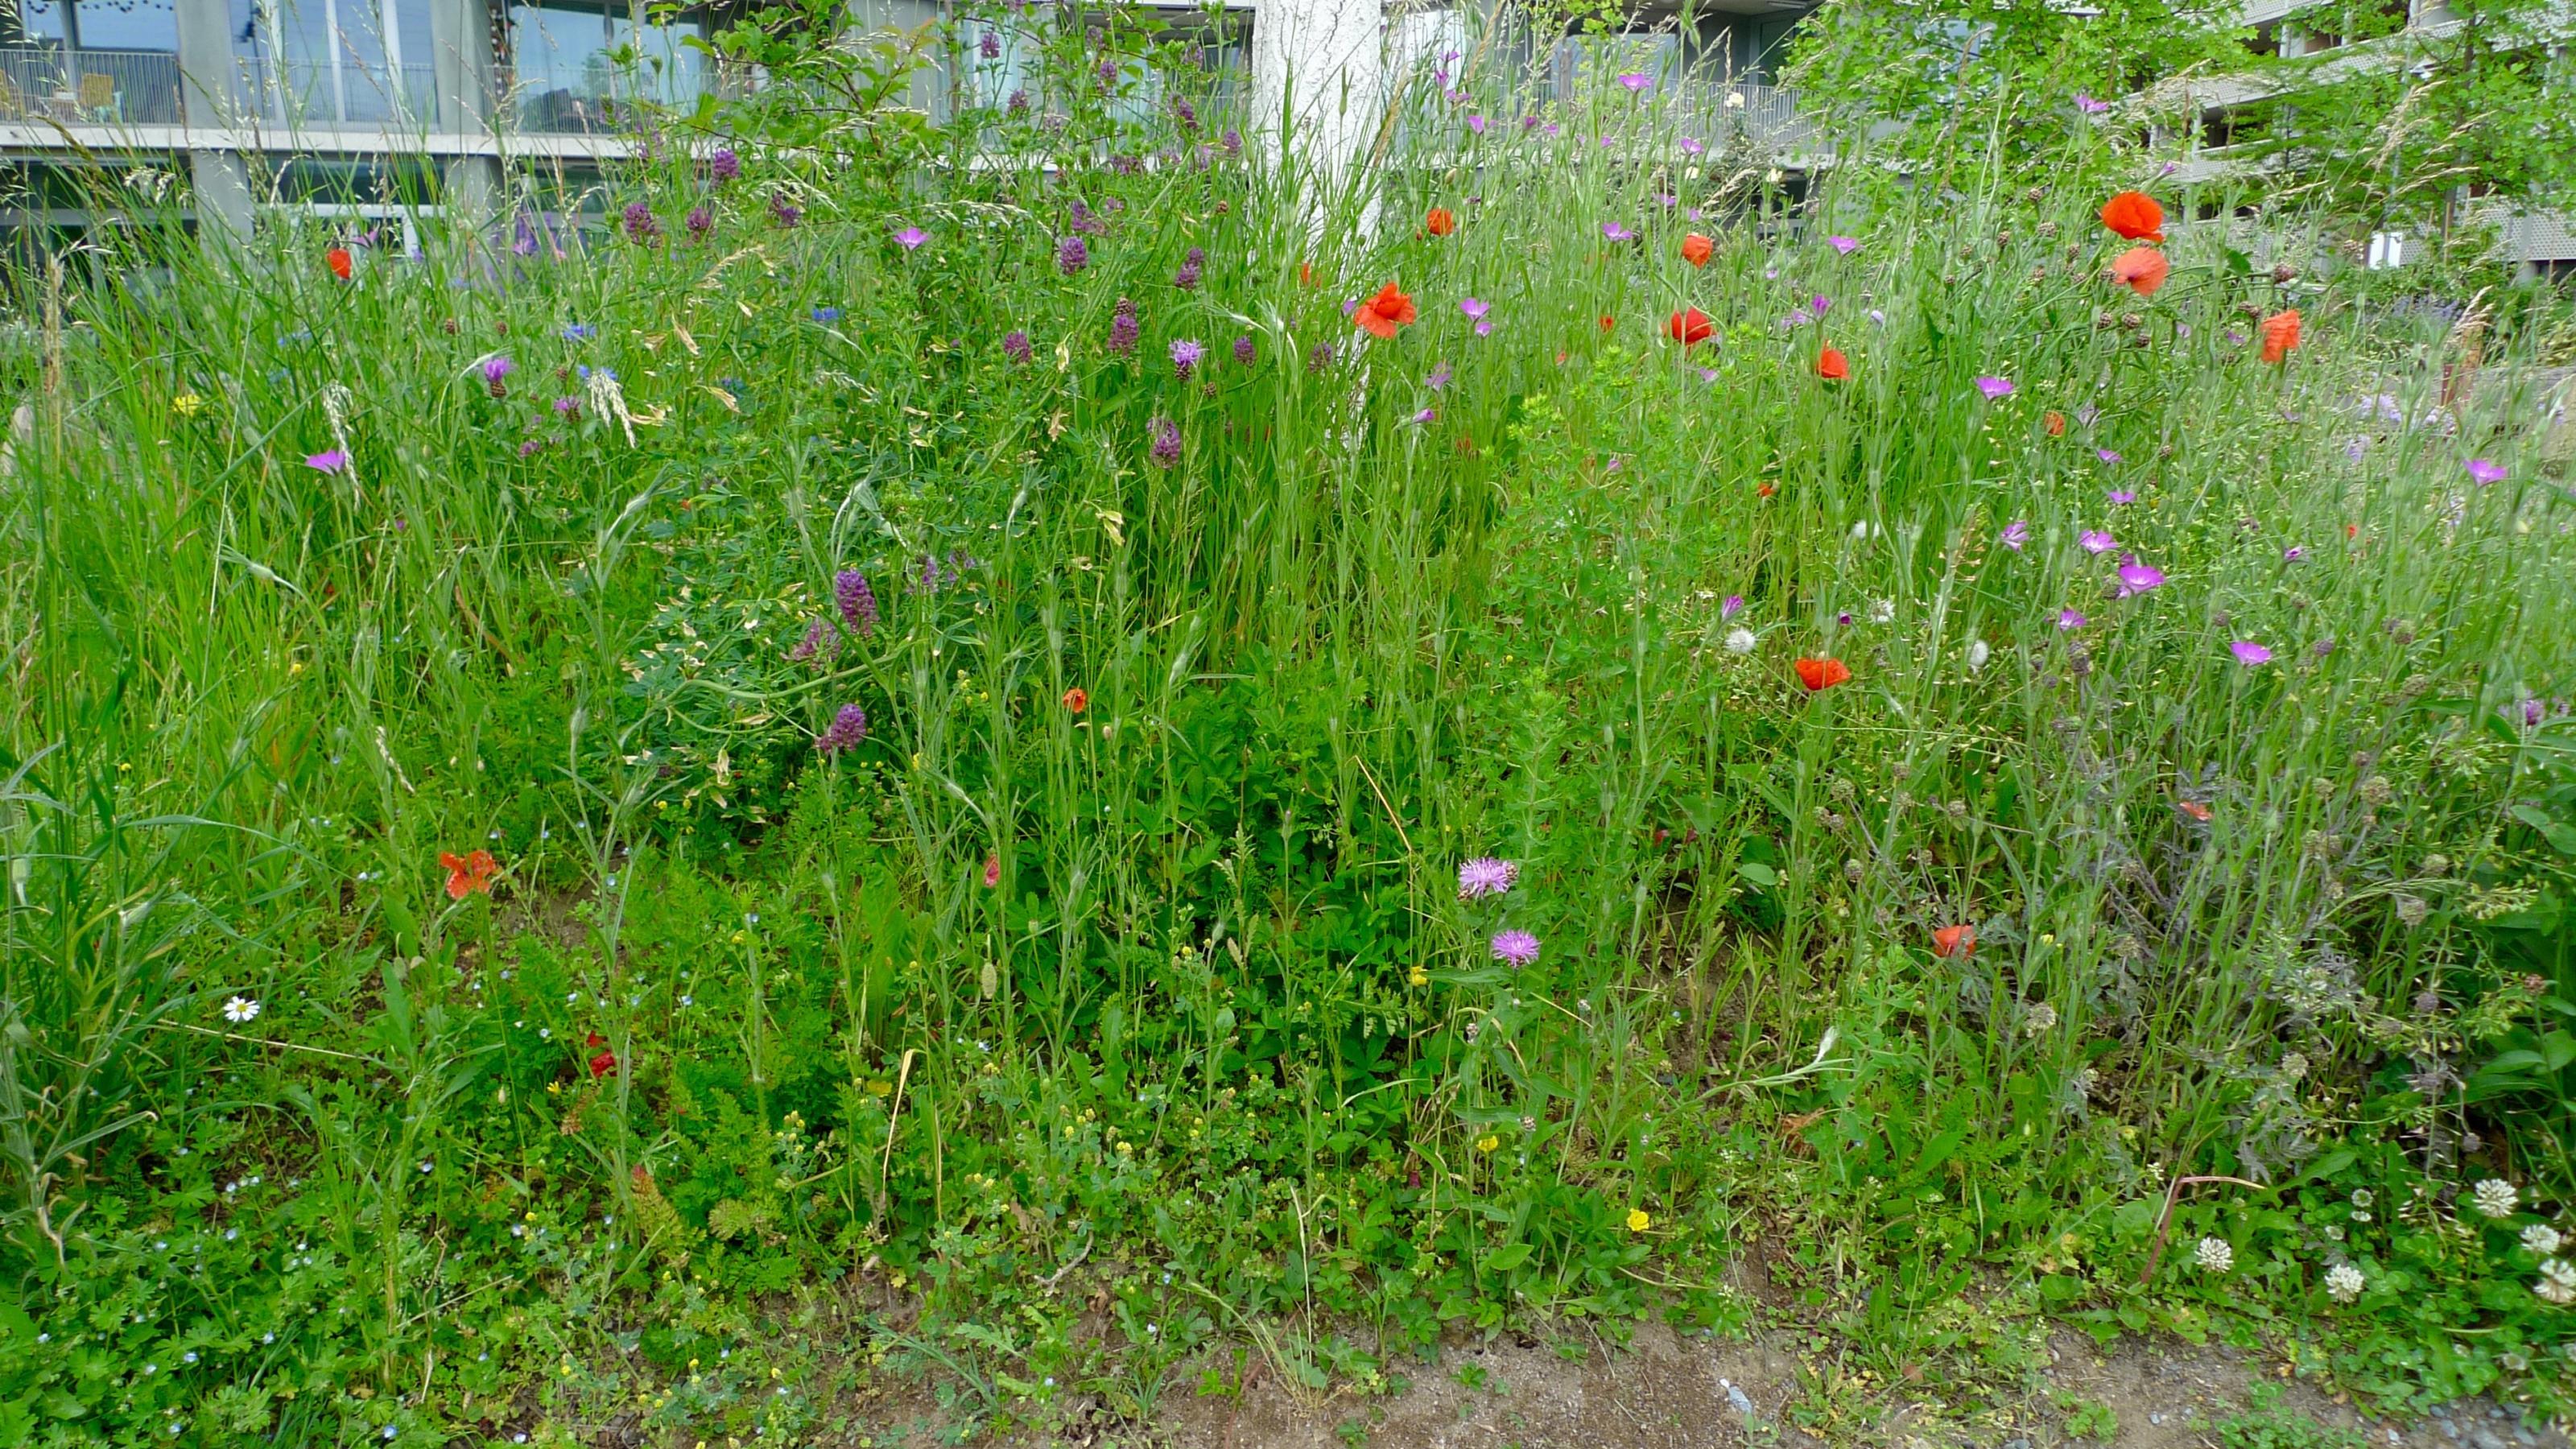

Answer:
[0,46,183,126]
[235,57,442,129]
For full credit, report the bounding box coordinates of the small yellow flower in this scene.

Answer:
[865,1080,893,1096]
[172,392,205,418]
[1627,1208,1652,1233]
[1408,967,1429,988]
[1476,1133,1500,1153]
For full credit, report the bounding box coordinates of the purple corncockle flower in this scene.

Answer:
[1828,236,1859,254]
[1467,114,1488,134]
[1056,234,1088,275]
[1868,308,1886,325]
[1721,594,1744,620]
[1459,297,1489,321]
[1170,337,1205,379]
[1411,407,1438,425]
[1491,929,1540,967]
[1427,361,1451,390]
[2467,458,2506,485]
[2058,609,2088,630]
[894,225,927,250]
[1836,610,1854,626]
[1616,71,1653,92]
[305,448,349,473]
[1810,295,1831,317]
[2230,641,2273,667]
[816,704,868,753]
[710,147,740,182]
[1975,375,2015,401]
[2283,545,2305,562]
[2107,489,2136,505]
[1698,367,1719,382]
[1459,857,1518,899]
[2079,530,2116,554]
[1602,221,1634,241]
[1149,416,1181,468]
[1232,335,1256,365]
[2097,448,2123,464]
[1003,329,1032,363]
[1680,136,1704,155]
[2074,92,2108,114]
[2115,563,2164,596]
[2001,520,2030,551]
[836,569,879,635]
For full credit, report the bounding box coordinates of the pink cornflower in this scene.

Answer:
[1458,857,1518,899]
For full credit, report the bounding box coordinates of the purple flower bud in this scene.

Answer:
[1149,416,1181,469]
[686,205,712,240]
[1174,246,1203,291]
[816,704,869,753]
[710,147,740,182]
[1307,341,1335,372]
[1232,334,1256,366]
[1007,89,1030,116]
[770,192,802,228]
[1003,329,1033,364]
[1056,234,1088,275]
[621,200,659,245]
[835,570,880,637]
[979,28,1000,57]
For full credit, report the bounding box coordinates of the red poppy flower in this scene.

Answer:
[1680,233,1713,267]
[440,848,498,900]
[1794,657,1852,691]
[1666,307,1713,346]
[1425,207,1455,237]
[2260,309,2301,364]
[1598,315,1615,334]
[2175,799,2212,823]
[589,1047,617,1078]
[1298,262,1315,287]
[1815,346,1849,381]
[1063,686,1088,713]
[2098,191,2165,242]
[982,852,1001,888]
[1353,283,1417,340]
[1757,482,1777,498]
[326,246,353,281]
[2109,246,2169,297]
[2045,410,2066,436]
[1930,924,1975,959]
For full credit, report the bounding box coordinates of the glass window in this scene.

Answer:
[510,0,702,132]
[231,0,436,124]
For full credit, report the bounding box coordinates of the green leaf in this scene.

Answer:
[1485,1242,1533,1273]
[1736,860,1778,887]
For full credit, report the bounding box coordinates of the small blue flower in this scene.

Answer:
[561,323,596,341]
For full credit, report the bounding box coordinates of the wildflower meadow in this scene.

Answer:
[5,7,2576,1443]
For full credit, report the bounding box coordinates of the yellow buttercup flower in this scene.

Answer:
[1627,1208,1652,1233]
[1407,967,1429,988]
[172,392,206,417]
[1476,1133,1500,1153]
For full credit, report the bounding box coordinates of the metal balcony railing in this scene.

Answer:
[1671,80,1809,148]
[0,46,184,126]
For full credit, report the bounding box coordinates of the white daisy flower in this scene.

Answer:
[222,997,261,1024]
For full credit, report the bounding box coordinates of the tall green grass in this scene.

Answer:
[4,9,2575,1439]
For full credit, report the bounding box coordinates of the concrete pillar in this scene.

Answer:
[171,0,253,244]
[1249,0,1382,184]
[435,0,505,227]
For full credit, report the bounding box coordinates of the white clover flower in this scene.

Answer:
[222,997,261,1024]
[1965,639,1991,672]
[2194,1236,2234,1274]
[2021,1002,2058,1036]
[2473,1178,2519,1219]
[2524,1224,2563,1256]
[2324,1263,2364,1302]
[2537,1258,2576,1306]
[1724,627,1757,656]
